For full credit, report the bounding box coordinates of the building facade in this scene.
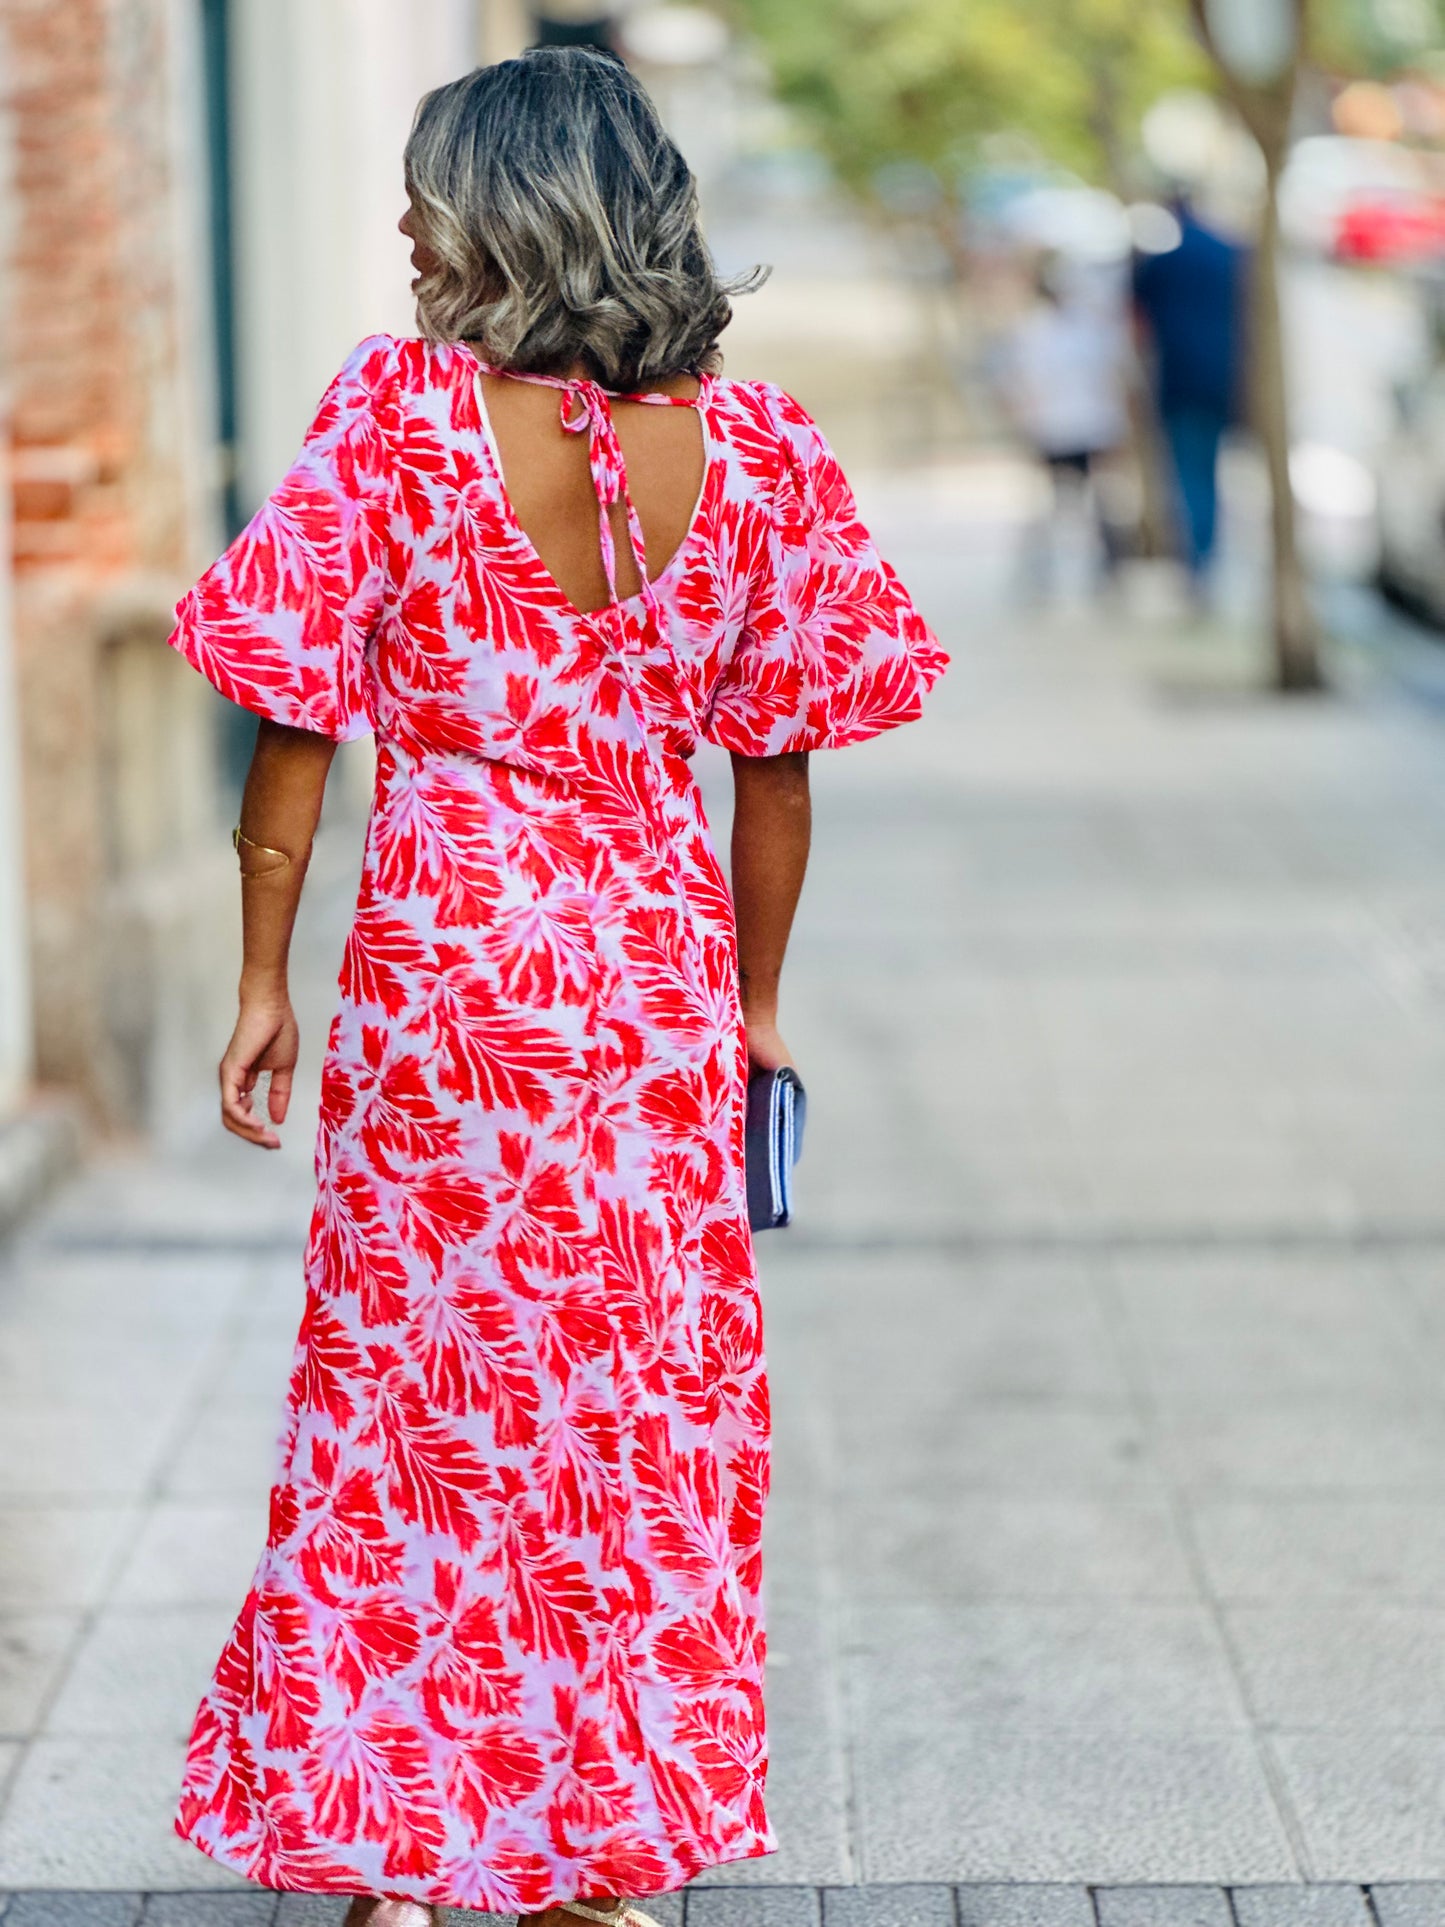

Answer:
[0,0,527,1146]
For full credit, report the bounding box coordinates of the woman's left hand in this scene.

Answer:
[745,1016,797,1076]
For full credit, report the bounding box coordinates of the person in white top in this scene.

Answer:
[998,257,1132,592]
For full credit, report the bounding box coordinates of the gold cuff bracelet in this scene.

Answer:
[233,825,300,877]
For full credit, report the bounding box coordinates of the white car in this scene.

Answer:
[1376,360,1445,625]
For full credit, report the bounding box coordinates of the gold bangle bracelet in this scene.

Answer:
[232,825,302,876]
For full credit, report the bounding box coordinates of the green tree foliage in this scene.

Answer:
[1310,0,1445,78]
[733,0,1208,191]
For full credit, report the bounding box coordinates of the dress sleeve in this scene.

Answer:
[168,335,397,740]
[702,385,949,756]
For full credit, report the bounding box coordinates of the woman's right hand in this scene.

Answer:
[219,993,299,1149]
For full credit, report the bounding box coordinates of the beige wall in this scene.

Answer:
[230,0,485,508]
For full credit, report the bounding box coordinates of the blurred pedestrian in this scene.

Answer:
[163,45,946,1927]
[997,257,1131,595]
[1131,197,1247,591]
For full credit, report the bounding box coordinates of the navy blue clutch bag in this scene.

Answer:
[745,1066,806,1231]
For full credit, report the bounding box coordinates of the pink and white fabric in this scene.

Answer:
[168,333,947,1913]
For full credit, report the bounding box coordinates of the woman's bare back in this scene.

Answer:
[477,367,705,613]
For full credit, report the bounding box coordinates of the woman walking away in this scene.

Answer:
[168,47,947,1927]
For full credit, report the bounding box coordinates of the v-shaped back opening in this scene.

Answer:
[466,357,710,620]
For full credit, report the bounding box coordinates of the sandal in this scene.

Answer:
[554,1903,667,1927]
[343,1902,445,1927]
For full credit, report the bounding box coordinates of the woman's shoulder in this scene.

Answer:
[710,374,816,429]
[326,332,477,405]
[708,375,831,482]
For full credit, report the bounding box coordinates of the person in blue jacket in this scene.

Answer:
[1132,197,1248,589]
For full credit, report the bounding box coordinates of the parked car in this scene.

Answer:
[1337,194,1445,266]
[1280,136,1437,258]
[1376,360,1445,625]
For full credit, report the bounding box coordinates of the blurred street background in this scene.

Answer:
[6,0,1445,1918]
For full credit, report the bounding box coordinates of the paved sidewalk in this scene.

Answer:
[1,1883,1443,1926]
[6,473,1445,1906]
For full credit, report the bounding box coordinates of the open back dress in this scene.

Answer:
[168,333,948,1913]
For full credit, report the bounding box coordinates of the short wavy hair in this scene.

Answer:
[403,48,758,390]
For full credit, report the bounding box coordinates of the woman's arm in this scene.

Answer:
[220,719,338,1148]
[729,750,811,1072]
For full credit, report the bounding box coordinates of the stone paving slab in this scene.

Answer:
[1094,1888,1233,1925]
[140,1896,279,1925]
[822,1886,955,1927]
[1371,1885,1445,1926]
[1,1899,146,1927]
[954,1886,1096,1925]
[687,1889,822,1927]
[1232,1883,1374,1924]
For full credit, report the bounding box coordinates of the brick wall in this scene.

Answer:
[1,0,222,1120]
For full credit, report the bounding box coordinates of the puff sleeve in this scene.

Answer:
[168,335,398,741]
[703,385,949,756]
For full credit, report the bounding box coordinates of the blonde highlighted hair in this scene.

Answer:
[404,47,759,389]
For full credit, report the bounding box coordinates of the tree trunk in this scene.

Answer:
[1254,148,1324,691]
[1186,0,1324,691]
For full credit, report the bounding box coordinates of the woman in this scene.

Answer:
[168,47,946,1927]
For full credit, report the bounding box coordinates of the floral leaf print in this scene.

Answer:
[167,339,945,1910]
[630,1412,732,1592]
[290,1300,368,1429]
[408,1268,541,1444]
[421,1565,525,1727]
[487,1491,602,1663]
[393,1164,492,1271]
[446,1720,549,1827]
[373,764,508,928]
[547,1690,638,1834]
[385,577,470,693]
[319,1160,413,1328]
[340,906,433,1019]
[535,1389,621,1543]
[254,1583,324,1751]
[397,412,452,537]
[174,576,313,722]
[569,1831,676,1900]
[482,880,597,1008]
[700,1286,764,1403]
[367,1351,495,1550]
[491,1133,587,1284]
[649,1590,753,1693]
[646,1749,715,1842]
[289,1438,405,1597]
[620,908,707,1037]
[675,1697,764,1809]
[472,1836,562,1913]
[487,769,592,889]
[190,1725,262,1845]
[248,1768,370,1891]
[306,1705,448,1878]
[359,1055,460,1174]
[418,957,579,1122]
[588,1019,651,1171]
[577,738,662,870]
[324,1589,424,1707]
[449,482,565,646]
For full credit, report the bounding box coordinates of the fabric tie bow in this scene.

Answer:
[556,376,660,621]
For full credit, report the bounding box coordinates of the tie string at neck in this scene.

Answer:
[468,351,703,622]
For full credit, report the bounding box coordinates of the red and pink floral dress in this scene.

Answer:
[168,333,947,1912]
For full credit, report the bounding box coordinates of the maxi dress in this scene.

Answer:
[167,334,948,1913]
